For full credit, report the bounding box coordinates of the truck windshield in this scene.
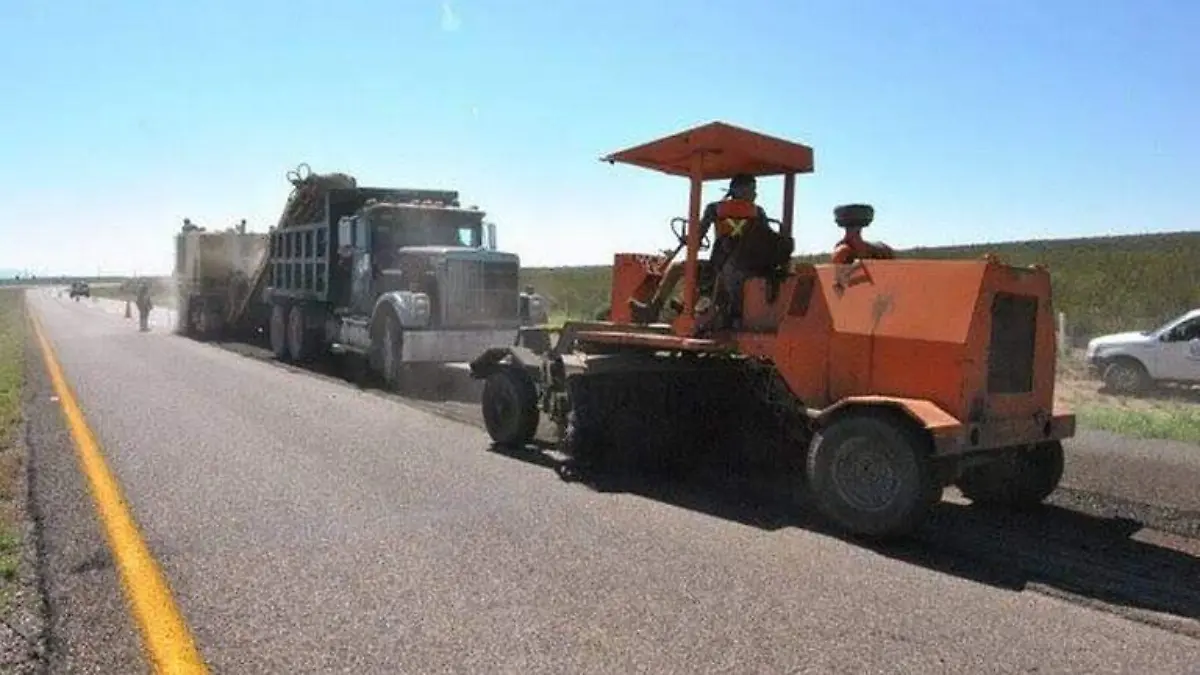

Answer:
[369,206,482,249]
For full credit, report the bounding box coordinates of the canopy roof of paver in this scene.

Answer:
[600,121,815,181]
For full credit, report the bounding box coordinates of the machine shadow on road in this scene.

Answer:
[487,439,1200,633]
[213,339,484,405]
[206,337,1199,632]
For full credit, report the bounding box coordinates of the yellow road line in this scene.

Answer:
[29,311,209,674]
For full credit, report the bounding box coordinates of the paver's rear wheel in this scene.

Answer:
[482,366,540,447]
[806,411,939,540]
[269,304,290,361]
[956,440,1065,509]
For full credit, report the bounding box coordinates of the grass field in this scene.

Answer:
[1056,350,1200,444]
[88,281,176,309]
[0,289,26,598]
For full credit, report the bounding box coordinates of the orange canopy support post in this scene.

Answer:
[782,172,796,239]
[683,154,704,318]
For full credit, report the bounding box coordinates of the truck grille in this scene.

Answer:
[440,258,519,327]
[987,292,1038,394]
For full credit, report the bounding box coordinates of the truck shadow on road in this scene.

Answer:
[488,440,1200,635]
[214,340,485,405]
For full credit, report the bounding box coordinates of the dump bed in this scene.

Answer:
[228,164,461,325]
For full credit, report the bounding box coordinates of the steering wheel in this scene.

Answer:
[669,217,712,251]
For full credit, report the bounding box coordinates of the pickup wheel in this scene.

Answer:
[1103,358,1151,394]
[482,366,540,447]
[806,411,939,540]
[956,440,1064,509]
[269,304,290,361]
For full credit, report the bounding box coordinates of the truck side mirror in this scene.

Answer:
[485,222,498,251]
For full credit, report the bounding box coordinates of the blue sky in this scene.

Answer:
[1,0,1196,276]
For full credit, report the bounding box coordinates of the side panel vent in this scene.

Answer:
[987,292,1038,394]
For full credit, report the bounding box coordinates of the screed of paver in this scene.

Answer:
[27,290,1200,674]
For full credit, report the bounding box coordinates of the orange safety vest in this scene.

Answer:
[714,199,761,238]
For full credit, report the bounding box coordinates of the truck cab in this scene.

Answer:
[262,185,531,388]
[335,200,520,331]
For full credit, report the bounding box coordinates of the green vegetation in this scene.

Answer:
[89,279,176,308]
[521,231,1200,338]
[0,289,25,591]
[1076,404,1200,445]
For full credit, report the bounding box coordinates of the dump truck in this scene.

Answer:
[469,121,1077,541]
[235,164,533,388]
[173,220,270,339]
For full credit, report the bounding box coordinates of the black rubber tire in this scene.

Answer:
[286,305,315,362]
[956,440,1065,509]
[481,366,540,447]
[1103,358,1151,394]
[177,298,194,337]
[376,312,407,390]
[806,411,939,540]
[269,304,290,361]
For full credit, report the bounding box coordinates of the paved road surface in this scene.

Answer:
[24,290,1200,673]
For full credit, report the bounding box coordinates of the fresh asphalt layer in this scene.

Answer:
[24,290,1200,673]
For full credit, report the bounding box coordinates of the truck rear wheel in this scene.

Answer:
[286,305,316,362]
[956,440,1064,509]
[269,304,290,361]
[482,366,540,447]
[806,411,939,540]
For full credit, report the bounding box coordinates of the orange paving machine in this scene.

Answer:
[469,121,1076,540]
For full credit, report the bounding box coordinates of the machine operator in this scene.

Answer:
[831,203,895,264]
[698,173,794,333]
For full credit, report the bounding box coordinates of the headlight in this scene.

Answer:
[397,292,431,327]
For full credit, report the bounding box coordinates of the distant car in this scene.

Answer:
[68,281,90,301]
[1085,308,1200,393]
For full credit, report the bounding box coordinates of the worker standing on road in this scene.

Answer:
[831,203,895,264]
[135,280,153,332]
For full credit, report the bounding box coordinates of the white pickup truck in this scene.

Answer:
[1085,308,1200,393]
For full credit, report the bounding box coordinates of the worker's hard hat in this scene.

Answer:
[834,203,875,229]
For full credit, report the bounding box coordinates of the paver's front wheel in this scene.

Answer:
[806,411,939,540]
[482,366,540,447]
[956,440,1064,509]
